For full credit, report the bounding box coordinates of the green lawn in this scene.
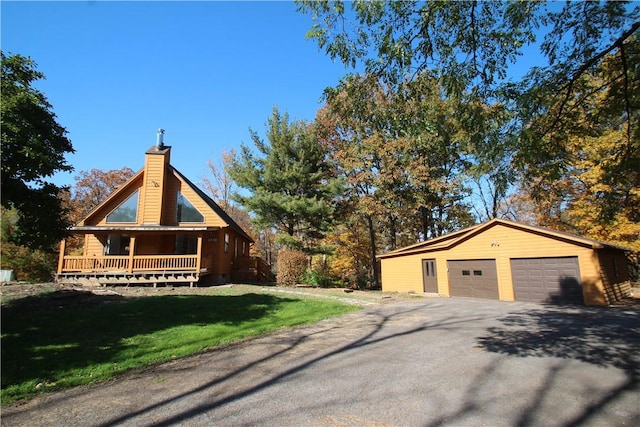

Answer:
[1,287,360,404]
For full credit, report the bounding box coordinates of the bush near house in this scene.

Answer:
[277,250,308,286]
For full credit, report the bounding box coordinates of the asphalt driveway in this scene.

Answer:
[3,296,639,426]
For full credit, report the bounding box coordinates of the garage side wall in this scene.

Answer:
[380,254,425,293]
[380,223,606,304]
[595,249,631,304]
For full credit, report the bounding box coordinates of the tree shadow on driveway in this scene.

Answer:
[93,302,491,427]
[476,304,640,426]
[477,305,639,378]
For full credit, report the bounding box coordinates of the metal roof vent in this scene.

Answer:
[156,128,165,149]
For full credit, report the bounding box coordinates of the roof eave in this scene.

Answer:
[69,225,215,233]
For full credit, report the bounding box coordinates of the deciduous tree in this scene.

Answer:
[70,167,136,221]
[297,1,638,105]
[299,0,639,251]
[0,207,58,282]
[1,52,75,249]
[316,73,478,286]
[514,38,640,251]
[201,149,256,243]
[201,150,237,211]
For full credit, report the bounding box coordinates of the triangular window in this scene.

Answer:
[106,190,139,223]
[176,191,204,223]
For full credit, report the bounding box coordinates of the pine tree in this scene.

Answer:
[229,107,343,252]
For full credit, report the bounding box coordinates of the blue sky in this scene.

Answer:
[2,1,350,188]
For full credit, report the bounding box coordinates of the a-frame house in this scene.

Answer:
[57,130,270,287]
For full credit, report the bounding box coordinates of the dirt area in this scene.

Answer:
[2,282,639,309]
[0,282,418,310]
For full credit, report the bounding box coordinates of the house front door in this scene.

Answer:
[422,259,438,293]
[106,234,130,255]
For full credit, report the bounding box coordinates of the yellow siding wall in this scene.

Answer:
[380,255,425,293]
[162,175,180,225]
[161,174,228,228]
[218,230,234,278]
[140,152,168,224]
[200,231,219,271]
[595,249,631,304]
[380,223,606,305]
[181,180,226,227]
[84,235,104,256]
[597,249,630,284]
[197,229,252,281]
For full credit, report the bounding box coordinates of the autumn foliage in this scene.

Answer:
[276,249,308,287]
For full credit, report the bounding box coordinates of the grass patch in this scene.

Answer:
[1,287,360,404]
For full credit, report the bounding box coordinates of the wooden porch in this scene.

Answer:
[57,254,200,287]
[56,254,272,287]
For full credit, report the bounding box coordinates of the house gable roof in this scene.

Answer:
[73,152,253,243]
[378,218,630,259]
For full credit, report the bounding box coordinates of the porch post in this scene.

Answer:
[193,235,203,288]
[195,235,203,272]
[57,239,66,275]
[128,236,136,273]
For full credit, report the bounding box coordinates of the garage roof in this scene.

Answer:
[377,218,631,259]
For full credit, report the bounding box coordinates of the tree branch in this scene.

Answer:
[543,21,640,137]
[619,42,632,148]
[566,21,640,89]
[470,1,478,76]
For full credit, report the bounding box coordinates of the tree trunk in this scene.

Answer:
[367,214,380,289]
[420,206,432,241]
[388,215,397,251]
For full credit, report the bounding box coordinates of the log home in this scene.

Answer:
[57,130,269,287]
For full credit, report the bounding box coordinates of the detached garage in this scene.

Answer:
[378,219,631,305]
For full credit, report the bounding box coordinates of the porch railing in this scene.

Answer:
[231,256,273,282]
[133,255,197,271]
[60,255,198,273]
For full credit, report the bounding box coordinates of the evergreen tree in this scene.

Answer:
[229,107,343,252]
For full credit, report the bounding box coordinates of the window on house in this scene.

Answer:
[473,270,483,276]
[175,234,198,255]
[176,191,204,223]
[234,237,238,257]
[462,270,471,276]
[106,190,139,223]
[242,241,246,256]
[224,232,229,253]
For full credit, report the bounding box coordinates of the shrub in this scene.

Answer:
[276,250,308,287]
[0,242,57,283]
[302,268,341,288]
